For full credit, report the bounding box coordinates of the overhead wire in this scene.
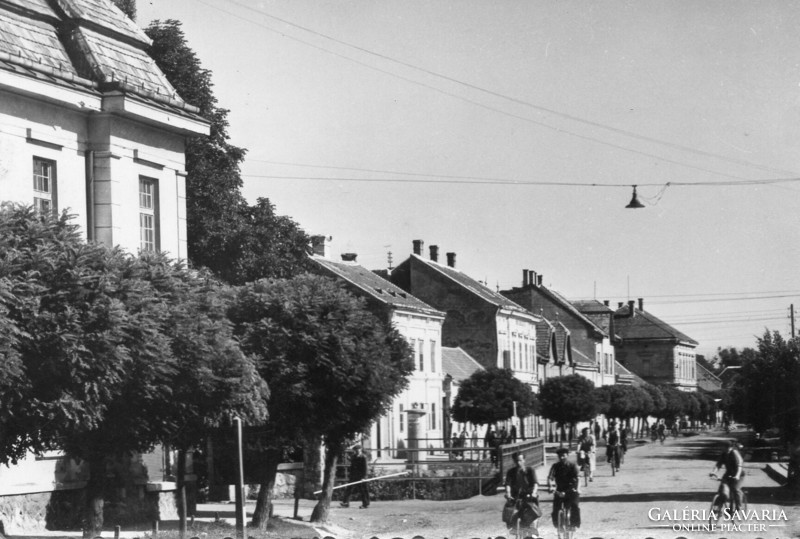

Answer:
[195,0,794,184]
[216,0,800,179]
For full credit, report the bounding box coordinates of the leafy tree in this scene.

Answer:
[538,375,597,447]
[144,21,309,284]
[659,386,685,421]
[594,384,650,429]
[451,368,535,426]
[228,274,413,525]
[0,206,266,537]
[110,0,136,20]
[734,331,800,445]
[713,346,757,375]
[140,257,269,537]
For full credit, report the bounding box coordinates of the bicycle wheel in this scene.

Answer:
[739,491,748,513]
[708,494,723,526]
[557,506,567,539]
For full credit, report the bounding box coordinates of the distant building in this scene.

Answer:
[502,270,613,387]
[391,241,542,437]
[441,346,485,441]
[572,299,618,387]
[613,299,699,391]
[310,247,446,458]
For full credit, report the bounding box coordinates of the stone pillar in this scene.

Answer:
[405,404,427,466]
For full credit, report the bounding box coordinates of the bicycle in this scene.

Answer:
[607,445,621,476]
[503,496,541,539]
[577,451,590,487]
[552,490,576,539]
[708,473,748,525]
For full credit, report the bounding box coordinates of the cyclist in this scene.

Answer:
[503,451,541,532]
[576,427,596,482]
[606,421,622,472]
[547,447,581,529]
[657,420,666,444]
[710,439,745,512]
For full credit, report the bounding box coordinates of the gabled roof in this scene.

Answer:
[311,255,445,318]
[534,286,608,337]
[696,362,722,392]
[536,318,556,362]
[0,0,202,118]
[572,347,596,368]
[614,360,647,386]
[613,306,698,346]
[408,254,535,318]
[553,320,571,365]
[442,347,484,383]
[572,299,614,314]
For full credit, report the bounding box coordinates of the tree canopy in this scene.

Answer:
[538,375,598,428]
[451,368,535,425]
[144,20,309,285]
[0,205,268,537]
[228,274,413,523]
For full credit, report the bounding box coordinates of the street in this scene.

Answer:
[211,430,800,539]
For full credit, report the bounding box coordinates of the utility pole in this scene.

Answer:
[791,304,796,339]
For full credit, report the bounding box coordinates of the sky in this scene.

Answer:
[136,0,800,359]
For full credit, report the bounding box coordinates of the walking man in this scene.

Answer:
[340,445,370,508]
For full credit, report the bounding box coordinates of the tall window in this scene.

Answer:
[430,403,436,430]
[418,339,424,371]
[139,177,159,252]
[33,157,56,215]
[399,404,404,432]
[430,341,436,372]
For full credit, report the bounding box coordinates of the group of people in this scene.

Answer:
[503,448,582,535]
[484,424,518,466]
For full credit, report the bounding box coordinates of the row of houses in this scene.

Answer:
[308,237,708,458]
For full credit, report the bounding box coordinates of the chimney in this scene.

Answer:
[638,297,644,311]
[429,245,439,262]
[341,253,357,262]
[628,300,636,317]
[537,274,543,287]
[412,239,424,255]
[529,270,537,286]
[618,302,623,309]
[603,300,610,306]
[446,252,456,268]
[310,235,329,257]
[522,269,529,287]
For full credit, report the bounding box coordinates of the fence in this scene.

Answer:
[334,437,545,501]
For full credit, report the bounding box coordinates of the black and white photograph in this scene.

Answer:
[0,1,799,538]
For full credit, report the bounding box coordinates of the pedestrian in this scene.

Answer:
[593,421,601,441]
[485,426,496,461]
[576,427,596,482]
[471,427,479,460]
[459,428,468,459]
[340,445,370,509]
[510,424,518,443]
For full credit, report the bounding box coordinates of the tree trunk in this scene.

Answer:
[176,449,187,539]
[82,455,106,539]
[251,449,281,530]
[310,443,339,523]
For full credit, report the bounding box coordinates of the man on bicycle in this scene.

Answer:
[606,422,622,472]
[547,447,581,529]
[503,451,541,531]
[710,439,745,512]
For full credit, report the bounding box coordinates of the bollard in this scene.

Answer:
[152,520,158,538]
[114,526,121,539]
